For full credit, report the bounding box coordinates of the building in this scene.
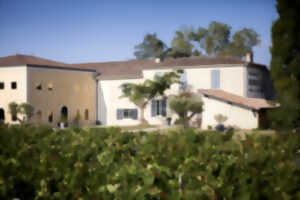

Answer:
[0,54,275,129]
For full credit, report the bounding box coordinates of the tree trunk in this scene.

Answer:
[139,105,148,125]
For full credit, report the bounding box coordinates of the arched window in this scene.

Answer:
[0,108,5,122]
[84,109,89,120]
[61,106,68,120]
[48,112,53,122]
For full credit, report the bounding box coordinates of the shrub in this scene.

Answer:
[0,125,299,199]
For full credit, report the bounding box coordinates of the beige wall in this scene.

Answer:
[0,66,28,123]
[27,67,96,126]
[186,65,246,96]
[201,96,258,129]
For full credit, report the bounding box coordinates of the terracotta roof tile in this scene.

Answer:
[198,89,276,110]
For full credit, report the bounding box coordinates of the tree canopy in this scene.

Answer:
[269,0,300,129]
[134,21,260,59]
[168,91,203,128]
[134,33,167,59]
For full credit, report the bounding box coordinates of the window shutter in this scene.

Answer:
[211,70,220,89]
[117,109,123,120]
[132,109,138,120]
[162,99,167,117]
[151,100,156,117]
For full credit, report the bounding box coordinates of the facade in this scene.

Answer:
[0,54,275,129]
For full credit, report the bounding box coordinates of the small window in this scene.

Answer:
[0,82,4,89]
[48,112,53,122]
[151,99,167,117]
[11,82,17,89]
[36,83,42,90]
[117,109,138,120]
[48,83,53,91]
[84,109,89,120]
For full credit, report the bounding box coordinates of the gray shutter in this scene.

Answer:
[151,100,156,117]
[117,109,123,120]
[162,99,167,117]
[131,109,138,120]
[211,70,220,89]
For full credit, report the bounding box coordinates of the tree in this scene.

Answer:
[226,28,260,58]
[120,71,181,124]
[8,102,35,123]
[134,33,167,59]
[20,103,35,122]
[269,0,300,129]
[168,91,203,128]
[190,21,231,56]
[168,28,194,58]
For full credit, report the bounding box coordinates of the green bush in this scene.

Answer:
[0,124,299,199]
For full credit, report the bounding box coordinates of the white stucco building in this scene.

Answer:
[0,54,275,129]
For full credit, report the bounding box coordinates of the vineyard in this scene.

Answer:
[0,124,299,199]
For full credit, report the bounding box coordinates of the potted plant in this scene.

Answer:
[166,117,172,126]
[59,115,68,129]
[214,114,228,131]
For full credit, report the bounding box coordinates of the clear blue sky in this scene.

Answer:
[0,0,278,65]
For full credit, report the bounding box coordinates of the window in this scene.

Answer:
[84,109,89,120]
[211,70,220,89]
[48,112,53,123]
[48,83,53,91]
[11,82,17,89]
[11,114,17,121]
[151,99,167,117]
[155,72,163,78]
[179,70,187,90]
[117,109,138,120]
[0,82,4,89]
[36,83,42,90]
[0,108,5,122]
[248,79,260,86]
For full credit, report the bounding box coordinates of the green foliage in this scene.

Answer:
[0,125,299,199]
[134,33,167,59]
[120,70,181,124]
[169,91,203,128]
[134,21,260,59]
[8,102,35,123]
[226,28,260,58]
[269,0,300,129]
[214,114,228,124]
[168,28,194,58]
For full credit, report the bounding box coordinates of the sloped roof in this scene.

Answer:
[71,56,253,78]
[0,54,69,67]
[198,89,276,110]
[0,54,267,78]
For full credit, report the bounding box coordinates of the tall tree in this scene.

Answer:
[120,71,181,124]
[269,0,300,129]
[168,28,194,58]
[134,33,166,59]
[191,21,231,56]
[226,28,260,58]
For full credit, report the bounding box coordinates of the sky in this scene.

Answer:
[0,0,278,66]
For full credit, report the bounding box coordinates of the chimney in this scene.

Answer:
[155,57,161,63]
[245,52,253,63]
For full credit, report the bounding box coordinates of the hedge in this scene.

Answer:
[0,124,299,199]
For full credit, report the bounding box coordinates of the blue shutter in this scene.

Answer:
[162,99,167,117]
[131,109,138,120]
[180,71,187,90]
[117,109,123,120]
[211,70,220,89]
[151,100,157,117]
